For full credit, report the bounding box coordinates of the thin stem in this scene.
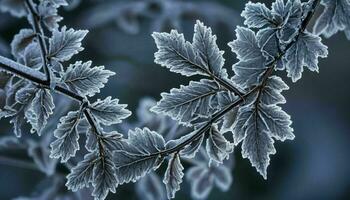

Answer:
[24,0,51,84]
[161,0,321,157]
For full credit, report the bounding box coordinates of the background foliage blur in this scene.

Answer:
[0,0,349,199]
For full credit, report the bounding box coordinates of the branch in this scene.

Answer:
[161,0,321,157]
[24,0,51,84]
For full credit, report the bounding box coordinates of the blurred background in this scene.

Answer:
[0,0,349,199]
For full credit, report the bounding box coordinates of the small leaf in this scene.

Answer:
[38,1,63,30]
[23,42,42,69]
[229,27,268,88]
[62,61,115,97]
[187,166,214,200]
[284,32,328,82]
[113,128,165,184]
[89,97,131,125]
[192,20,226,78]
[25,89,55,135]
[49,26,88,61]
[206,124,233,164]
[152,30,207,77]
[66,152,97,192]
[151,79,221,126]
[163,153,184,199]
[50,111,82,162]
[241,2,274,28]
[11,29,35,58]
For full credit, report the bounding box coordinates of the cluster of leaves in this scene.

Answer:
[0,0,131,199]
[0,0,349,200]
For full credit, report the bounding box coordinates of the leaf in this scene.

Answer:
[66,152,97,192]
[136,172,166,200]
[48,26,88,61]
[284,32,328,82]
[11,29,35,58]
[163,153,184,199]
[23,42,42,69]
[232,103,294,179]
[15,84,38,104]
[113,128,165,184]
[37,1,63,30]
[256,28,280,61]
[152,30,207,77]
[0,0,27,17]
[151,79,220,126]
[313,0,350,40]
[229,27,268,88]
[192,20,226,78]
[89,97,131,125]
[206,124,233,164]
[50,111,82,162]
[62,61,115,97]
[260,76,289,105]
[92,156,118,200]
[241,1,274,28]
[25,89,55,135]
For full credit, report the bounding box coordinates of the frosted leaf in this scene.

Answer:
[10,112,26,138]
[92,156,118,200]
[229,27,268,88]
[25,89,55,135]
[233,103,294,179]
[136,172,166,200]
[192,20,226,78]
[50,111,82,162]
[23,42,42,70]
[62,61,115,97]
[37,1,63,30]
[314,0,350,40]
[284,32,328,82]
[151,79,220,126]
[0,0,26,17]
[89,97,131,125]
[15,84,37,104]
[206,124,233,164]
[66,152,97,192]
[11,29,35,58]
[259,104,295,141]
[113,128,165,184]
[241,2,274,28]
[152,30,207,77]
[163,153,184,199]
[48,26,88,61]
[228,26,262,61]
[48,0,68,7]
[260,76,289,105]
